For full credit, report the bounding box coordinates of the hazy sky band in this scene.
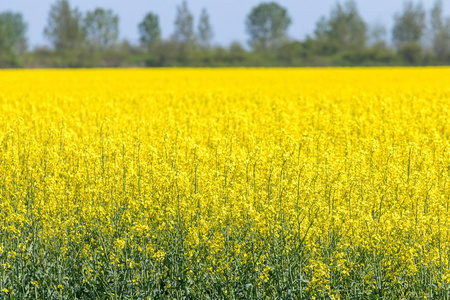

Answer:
[3,0,449,48]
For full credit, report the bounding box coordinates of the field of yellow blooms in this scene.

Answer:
[0,68,450,299]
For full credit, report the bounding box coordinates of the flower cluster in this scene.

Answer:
[0,68,449,298]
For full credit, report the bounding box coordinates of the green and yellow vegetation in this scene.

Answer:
[1,68,450,299]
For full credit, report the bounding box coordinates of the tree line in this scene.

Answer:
[1,0,450,68]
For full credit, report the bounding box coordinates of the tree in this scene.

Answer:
[44,0,84,51]
[0,12,27,54]
[392,1,426,64]
[172,1,195,46]
[229,41,247,62]
[139,12,161,50]
[278,41,303,65]
[368,22,387,48]
[197,8,213,48]
[246,2,291,52]
[314,0,367,52]
[430,0,450,62]
[83,8,119,51]
[392,1,426,46]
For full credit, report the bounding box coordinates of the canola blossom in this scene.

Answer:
[1,68,450,299]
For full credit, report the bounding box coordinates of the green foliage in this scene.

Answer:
[197,8,213,49]
[278,41,303,65]
[0,12,27,54]
[172,1,195,46]
[314,0,367,53]
[2,0,450,67]
[83,8,119,51]
[138,13,161,51]
[44,0,84,51]
[334,48,397,66]
[430,0,450,62]
[368,22,388,48]
[0,11,27,67]
[397,42,423,65]
[246,2,291,52]
[392,1,426,46]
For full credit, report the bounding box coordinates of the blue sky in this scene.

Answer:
[1,0,447,48]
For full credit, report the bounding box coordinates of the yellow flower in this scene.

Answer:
[0,68,449,298]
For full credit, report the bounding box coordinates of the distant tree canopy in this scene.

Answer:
[0,11,27,54]
[197,8,213,48]
[172,1,195,46]
[246,2,291,52]
[314,0,367,53]
[430,0,450,61]
[391,1,427,64]
[139,12,161,50]
[2,0,450,68]
[83,8,119,51]
[44,0,84,51]
[0,11,27,67]
[368,22,388,48]
[392,1,426,45]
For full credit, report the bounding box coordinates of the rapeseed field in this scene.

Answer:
[1,68,450,299]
